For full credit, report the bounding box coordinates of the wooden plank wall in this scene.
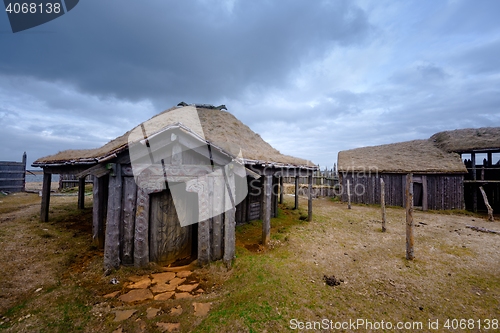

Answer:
[340,173,464,210]
[0,153,26,193]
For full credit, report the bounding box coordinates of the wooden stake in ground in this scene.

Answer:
[405,173,414,260]
[479,186,495,222]
[381,178,386,232]
[347,179,351,209]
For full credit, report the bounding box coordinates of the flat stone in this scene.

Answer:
[170,305,183,316]
[128,275,146,282]
[146,307,161,319]
[168,277,186,287]
[175,292,193,299]
[156,322,180,332]
[195,288,205,293]
[151,283,177,294]
[103,291,120,298]
[118,289,153,303]
[176,283,199,293]
[126,278,151,289]
[113,309,137,322]
[154,291,175,301]
[176,271,192,278]
[193,302,211,317]
[151,272,176,284]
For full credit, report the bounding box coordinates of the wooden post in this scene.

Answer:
[121,177,137,265]
[405,174,414,260]
[347,179,351,209]
[308,174,313,222]
[134,186,150,267]
[294,175,299,209]
[211,175,224,260]
[421,175,428,211]
[223,169,236,267]
[104,163,122,271]
[279,176,284,204]
[40,171,52,222]
[262,175,272,246]
[77,177,85,209]
[380,178,386,232]
[472,153,477,213]
[479,186,494,222]
[21,152,27,192]
[92,176,107,249]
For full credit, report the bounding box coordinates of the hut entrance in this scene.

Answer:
[149,186,198,266]
[413,181,423,207]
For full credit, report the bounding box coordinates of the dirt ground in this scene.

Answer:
[0,191,499,332]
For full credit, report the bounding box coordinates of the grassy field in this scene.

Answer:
[0,192,499,332]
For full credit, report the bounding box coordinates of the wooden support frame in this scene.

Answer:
[78,177,85,209]
[104,163,123,271]
[405,174,414,260]
[40,171,52,222]
[92,176,107,249]
[307,174,313,222]
[294,176,299,209]
[262,175,272,246]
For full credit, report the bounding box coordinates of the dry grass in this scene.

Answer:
[1,194,499,332]
[432,127,500,153]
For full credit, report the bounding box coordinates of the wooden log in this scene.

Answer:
[347,179,351,209]
[211,176,223,260]
[279,176,284,204]
[121,177,137,265]
[405,174,414,260]
[479,186,494,222]
[466,225,500,234]
[262,175,272,246]
[308,174,313,222]
[92,176,107,249]
[78,177,85,209]
[197,177,211,266]
[104,164,123,271]
[294,176,299,209]
[40,171,52,222]
[223,169,236,267]
[134,186,150,267]
[381,178,386,232]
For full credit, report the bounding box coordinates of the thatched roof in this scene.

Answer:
[430,127,500,153]
[34,105,315,168]
[338,139,467,174]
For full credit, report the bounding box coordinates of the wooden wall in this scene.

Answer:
[339,172,464,210]
[0,153,26,193]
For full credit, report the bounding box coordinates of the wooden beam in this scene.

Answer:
[279,176,284,204]
[405,174,414,260]
[479,186,494,222]
[134,186,150,267]
[294,176,299,209]
[92,176,106,249]
[211,176,223,260]
[381,178,386,232]
[347,179,351,209]
[307,174,313,222]
[104,163,123,271]
[223,169,236,267]
[121,177,137,265]
[40,171,52,222]
[262,175,272,246]
[77,177,85,210]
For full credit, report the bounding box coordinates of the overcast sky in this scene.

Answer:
[1,0,499,169]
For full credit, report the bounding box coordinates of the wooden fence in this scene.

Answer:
[59,174,95,190]
[0,152,27,193]
[282,169,338,187]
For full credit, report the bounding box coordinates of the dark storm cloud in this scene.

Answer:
[0,0,371,109]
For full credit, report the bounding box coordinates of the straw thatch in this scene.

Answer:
[34,106,314,168]
[338,139,467,174]
[430,127,500,153]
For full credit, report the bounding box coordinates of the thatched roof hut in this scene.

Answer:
[33,104,317,271]
[431,127,500,153]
